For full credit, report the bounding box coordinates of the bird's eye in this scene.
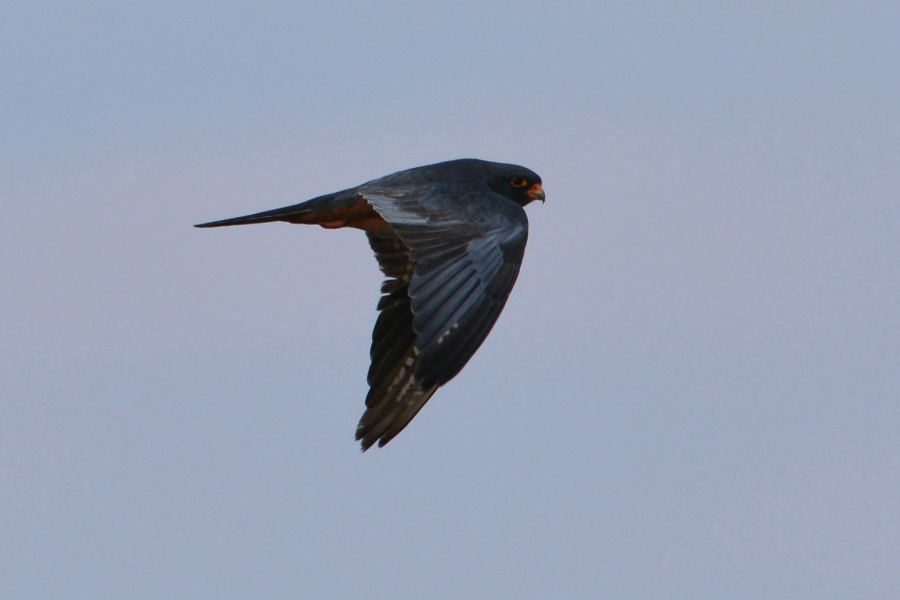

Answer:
[510,176,528,188]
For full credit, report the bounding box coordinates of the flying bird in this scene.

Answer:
[196,158,544,450]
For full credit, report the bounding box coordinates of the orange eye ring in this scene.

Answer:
[510,176,528,188]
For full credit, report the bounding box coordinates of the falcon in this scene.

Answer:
[196,158,544,450]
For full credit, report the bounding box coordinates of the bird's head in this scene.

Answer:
[486,163,545,207]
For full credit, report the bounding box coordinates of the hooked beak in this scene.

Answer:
[527,183,545,203]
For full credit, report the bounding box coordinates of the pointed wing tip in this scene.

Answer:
[355,430,380,452]
[356,415,407,451]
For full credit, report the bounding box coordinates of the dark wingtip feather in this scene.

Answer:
[355,381,438,451]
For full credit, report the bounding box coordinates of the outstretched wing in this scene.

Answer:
[356,184,528,450]
[357,232,438,451]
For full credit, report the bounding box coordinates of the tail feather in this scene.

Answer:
[194,204,315,228]
[194,191,352,228]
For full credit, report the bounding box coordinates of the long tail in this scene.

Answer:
[194,191,352,228]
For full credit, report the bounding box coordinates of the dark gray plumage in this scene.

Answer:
[196,158,544,450]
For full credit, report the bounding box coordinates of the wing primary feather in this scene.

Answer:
[355,185,530,449]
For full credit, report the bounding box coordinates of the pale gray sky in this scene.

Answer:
[2,2,899,598]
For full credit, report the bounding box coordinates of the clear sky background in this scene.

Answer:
[2,2,899,598]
